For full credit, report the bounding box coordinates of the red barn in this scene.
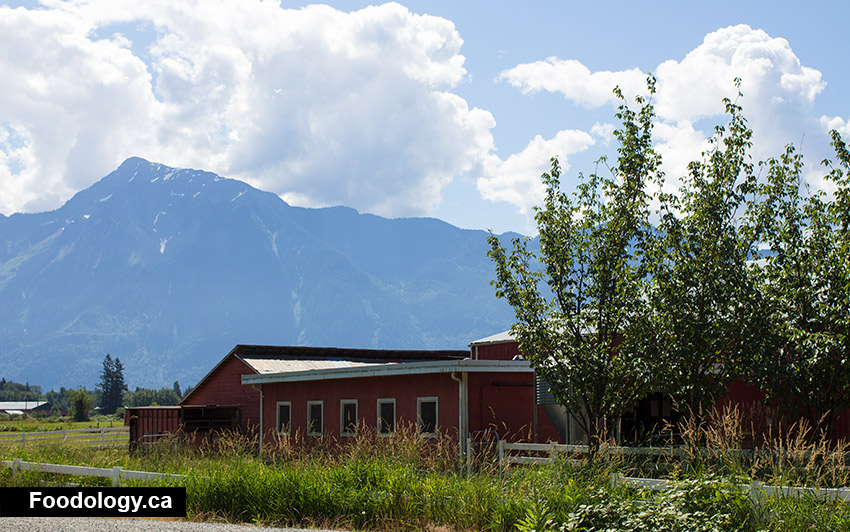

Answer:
[126,330,850,449]
[126,336,564,451]
[240,340,564,454]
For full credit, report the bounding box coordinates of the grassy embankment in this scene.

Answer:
[2,409,850,531]
[0,414,123,432]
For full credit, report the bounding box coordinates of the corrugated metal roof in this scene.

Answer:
[240,357,398,374]
[242,359,533,385]
[468,330,514,346]
[468,325,599,347]
[182,344,469,405]
[0,401,48,411]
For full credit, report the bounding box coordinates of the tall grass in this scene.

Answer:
[1,412,849,531]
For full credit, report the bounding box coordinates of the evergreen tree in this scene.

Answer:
[99,354,127,415]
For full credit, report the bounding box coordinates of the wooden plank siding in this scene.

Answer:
[181,355,260,434]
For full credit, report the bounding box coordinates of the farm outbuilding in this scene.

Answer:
[125,338,564,451]
[124,331,850,449]
[0,401,52,416]
[125,404,240,449]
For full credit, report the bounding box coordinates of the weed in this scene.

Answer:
[2,411,850,531]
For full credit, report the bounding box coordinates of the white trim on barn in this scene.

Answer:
[417,396,439,437]
[241,359,532,385]
[243,357,532,455]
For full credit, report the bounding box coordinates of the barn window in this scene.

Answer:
[307,401,323,436]
[417,397,438,436]
[340,399,358,437]
[377,398,395,436]
[276,401,291,436]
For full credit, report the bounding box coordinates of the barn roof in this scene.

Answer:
[241,357,394,374]
[0,401,48,412]
[468,330,514,346]
[231,344,467,362]
[241,358,532,385]
[182,344,469,404]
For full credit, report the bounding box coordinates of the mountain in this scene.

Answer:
[0,158,518,390]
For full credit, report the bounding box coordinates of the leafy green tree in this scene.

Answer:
[488,79,661,454]
[749,131,850,438]
[124,387,181,407]
[0,379,42,401]
[648,87,768,418]
[98,354,128,415]
[69,387,93,422]
[45,387,71,413]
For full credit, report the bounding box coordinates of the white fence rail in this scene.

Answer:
[480,439,850,502]
[611,473,850,503]
[0,427,128,449]
[1,458,183,486]
[493,440,684,466]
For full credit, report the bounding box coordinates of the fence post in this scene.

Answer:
[101,428,106,449]
[550,441,557,463]
[747,479,764,504]
[112,466,123,487]
[610,471,622,488]
[497,439,505,467]
[21,433,26,449]
[466,437,473,476]
[12,458,22,480]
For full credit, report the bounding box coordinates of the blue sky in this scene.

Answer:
[1,0,848,234]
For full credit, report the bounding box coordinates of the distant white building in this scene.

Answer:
[0,401,50,415]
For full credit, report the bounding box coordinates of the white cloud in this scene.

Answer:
[653,25,839,190]
[654,26,825,122]
[477,129,595,227]
[499,58,647,108]
[494,24,847,216]
[0,5,158,213]
[0,1,495,218]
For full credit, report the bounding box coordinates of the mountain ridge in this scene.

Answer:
[0,158,516,389]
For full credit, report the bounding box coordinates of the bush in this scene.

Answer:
[68,388,93,422]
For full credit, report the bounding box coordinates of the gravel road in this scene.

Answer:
[0,518,350,532]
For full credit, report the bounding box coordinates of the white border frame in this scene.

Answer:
[376,398,396,437]
[307,400,323,437]
[340,399,358,437]
[275,401,292,436]
[417,396,438,437]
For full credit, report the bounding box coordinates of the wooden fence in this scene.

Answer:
[0,458,182,486]
[0,427,129,449]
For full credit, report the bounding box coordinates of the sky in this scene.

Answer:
[0,0,848,235]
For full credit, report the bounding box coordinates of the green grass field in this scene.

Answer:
[1,414,849,531]
[0,414,124,433]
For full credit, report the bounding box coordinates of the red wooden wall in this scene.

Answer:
[182,355,260,433]
[472,342,521,361]
[125,406,181,447]
[261,372,459,441]
[260,369,562,444]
